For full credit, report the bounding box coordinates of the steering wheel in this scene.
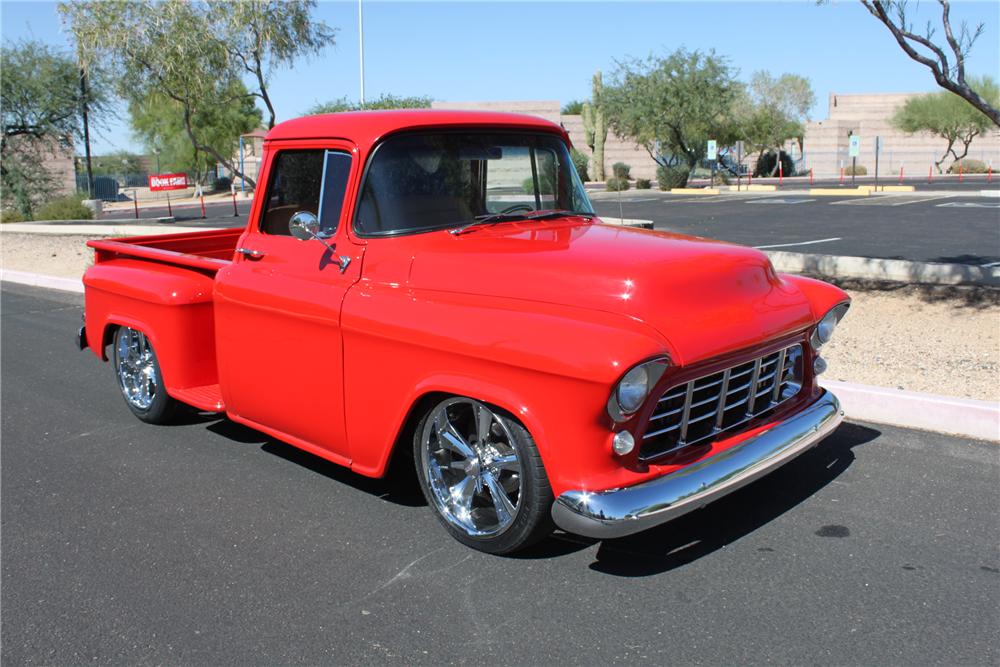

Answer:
[499,204,534,214]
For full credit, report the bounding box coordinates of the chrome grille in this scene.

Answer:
[639,344,804,460]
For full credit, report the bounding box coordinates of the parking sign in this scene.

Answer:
[848,135,861,158]
[707,140,718,160]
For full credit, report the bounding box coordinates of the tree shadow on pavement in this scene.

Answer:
[582,421,881,577]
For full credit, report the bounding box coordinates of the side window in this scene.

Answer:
[259,150,352,236]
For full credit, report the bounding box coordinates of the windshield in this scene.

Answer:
[355,131,594,236]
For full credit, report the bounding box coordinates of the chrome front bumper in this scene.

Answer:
[551,390,844,539]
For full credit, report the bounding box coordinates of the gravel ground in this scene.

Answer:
[3,231,998,402]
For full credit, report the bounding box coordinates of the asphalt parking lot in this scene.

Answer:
[591,187,1000,266]
[3,282,998,665]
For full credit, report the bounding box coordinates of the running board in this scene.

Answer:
[171,384,225,412]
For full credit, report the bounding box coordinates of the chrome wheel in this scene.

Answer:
[114,327,158,411]
[419,398,523,538]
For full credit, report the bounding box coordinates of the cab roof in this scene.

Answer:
[265,109,569,149]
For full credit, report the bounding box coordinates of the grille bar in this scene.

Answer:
[639,343,804,461]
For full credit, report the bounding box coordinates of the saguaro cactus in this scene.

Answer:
[581,70,607,181]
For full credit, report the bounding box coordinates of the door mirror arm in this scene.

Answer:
[289,210,336,253]
[289,210,352,273]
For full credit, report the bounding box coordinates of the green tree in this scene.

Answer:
[602,49,742,170]
[307,94,433,115]
[739,71,815,175]
[220,1,337,129]
[891,77,997,172]
[130,82,261,182]
[561,100,585,115]
[60,0,336,187]
[1,39,109,218]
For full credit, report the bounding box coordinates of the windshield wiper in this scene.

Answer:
[449,210,595,236]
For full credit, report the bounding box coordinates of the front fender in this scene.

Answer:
[341,283,670,494]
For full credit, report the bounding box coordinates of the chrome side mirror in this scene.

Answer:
[289,210,320,241]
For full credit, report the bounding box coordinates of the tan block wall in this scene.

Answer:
[804,92,1000,176]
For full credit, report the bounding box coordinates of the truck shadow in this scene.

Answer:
[200,411,880,571]
[513,421,881,573]
[204,418,426,507]
[581,421,881,576]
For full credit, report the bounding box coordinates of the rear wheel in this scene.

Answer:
[112,326,178,424]
[413,396,554,554]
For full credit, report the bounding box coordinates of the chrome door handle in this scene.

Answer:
[236,247,265,259]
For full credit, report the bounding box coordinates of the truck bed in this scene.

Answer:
[87,227,243,273]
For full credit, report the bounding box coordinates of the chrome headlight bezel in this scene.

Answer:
[810,302,850,350]
[607,357,669,423]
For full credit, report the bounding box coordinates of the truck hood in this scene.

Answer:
[406,219,815,365]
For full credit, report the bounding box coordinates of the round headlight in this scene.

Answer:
[616,365,649,415]
[814,309,838,346]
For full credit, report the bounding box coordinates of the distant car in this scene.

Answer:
[77,110,848,553]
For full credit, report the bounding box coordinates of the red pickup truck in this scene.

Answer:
[78,110,849,554]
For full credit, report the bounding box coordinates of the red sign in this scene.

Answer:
[148,173,188,191]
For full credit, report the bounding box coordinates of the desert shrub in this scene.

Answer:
[214,176,233,192]
[35,195,93,221]
[947,159,988,174]
[605,177,630,191]
[570,148,590,182]
[711,170,730,185]
[844,163,867,175]
[561,100,585,115]
[635,178,652,189]
[612,162,631,179]
[753,151,794,178]
[656,165,689,190]
[0,208,26,223]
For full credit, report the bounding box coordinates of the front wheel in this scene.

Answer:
[112,326,178,424]
[413,396,554,554]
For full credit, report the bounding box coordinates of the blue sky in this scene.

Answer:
[3,0,998,154]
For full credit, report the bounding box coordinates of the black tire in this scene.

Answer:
[413,397,555,554]
[111,326,178,425]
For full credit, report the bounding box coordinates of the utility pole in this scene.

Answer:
[358,0,366,107]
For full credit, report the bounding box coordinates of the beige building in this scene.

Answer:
[803,92,1000,177]
[435,95,1000,181]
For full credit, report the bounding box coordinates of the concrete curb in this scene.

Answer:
[2,223,220,236]
[1,269,84,293]
[1,271,995,441]
[820,379,998,442]
[766,250,1000,287]
[981,190,1000,197]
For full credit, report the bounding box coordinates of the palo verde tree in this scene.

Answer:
[602,49,742,170]
[60,0,336,187]
[738,71,815,175]
[131,82,262,181]
[220,1,337,129]
[861,0,999,127]
[307,94,433,115]
[891,76,997,172]
[1,39,109,218]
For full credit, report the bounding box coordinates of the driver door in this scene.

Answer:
[214,142,364,463]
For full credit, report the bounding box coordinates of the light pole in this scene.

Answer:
[358,0,365,107]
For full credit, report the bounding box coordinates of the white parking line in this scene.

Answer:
[981,261,1000,268]
[753,237,842,250]
[937,201,1000,209]
[747,198,816,204]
